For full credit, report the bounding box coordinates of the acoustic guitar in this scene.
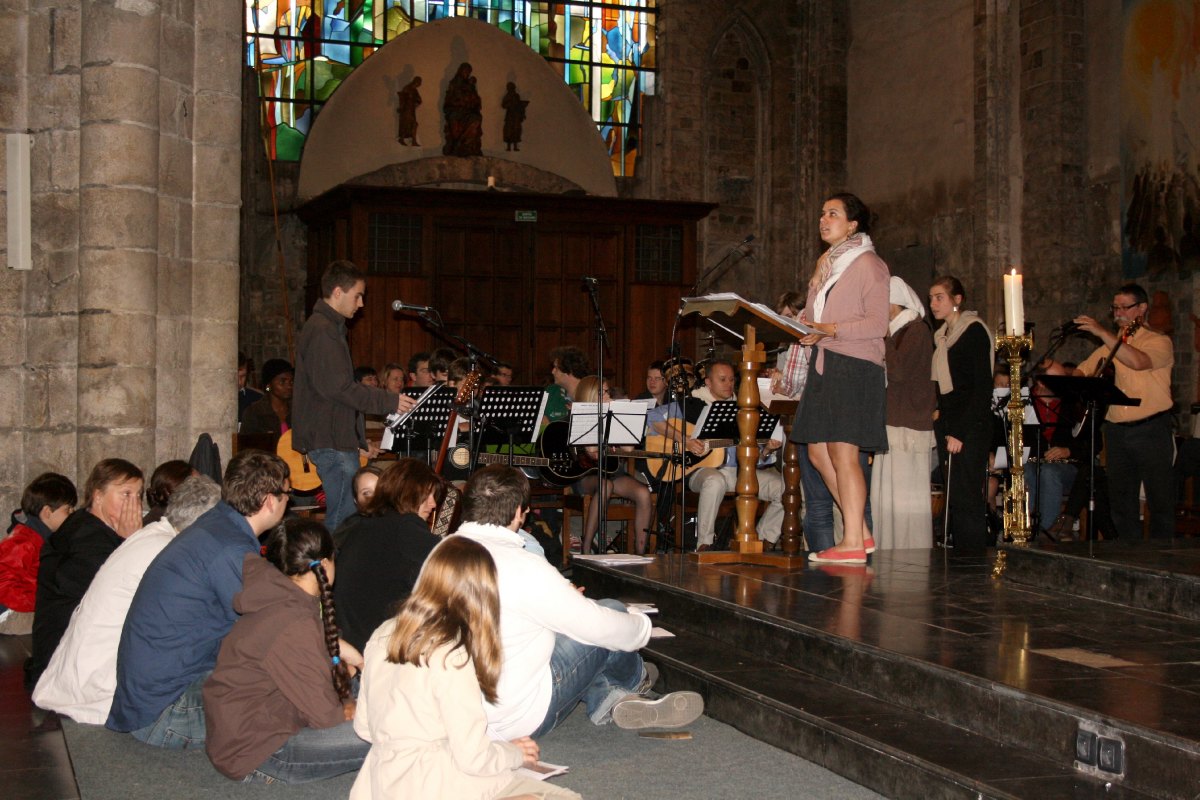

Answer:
[276,428,367,493]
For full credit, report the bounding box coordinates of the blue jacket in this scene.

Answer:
[106,501,260,732]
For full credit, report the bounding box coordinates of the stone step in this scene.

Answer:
[647,628,1154,800]
[575,559,1200,799]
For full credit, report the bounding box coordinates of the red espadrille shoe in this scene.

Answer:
[808,547,867,564]
[863,536,876,554]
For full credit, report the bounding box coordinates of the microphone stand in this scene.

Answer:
[691,238,753,297]
[417,308,501,473]
[582,278,611,549]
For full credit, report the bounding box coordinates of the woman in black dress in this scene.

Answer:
[929,276,994,554]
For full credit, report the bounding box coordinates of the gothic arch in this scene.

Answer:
[700,12,772,293]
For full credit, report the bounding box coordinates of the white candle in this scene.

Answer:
[1003,268,1024,335]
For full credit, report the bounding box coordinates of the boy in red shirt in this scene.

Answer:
[0,473,78,617]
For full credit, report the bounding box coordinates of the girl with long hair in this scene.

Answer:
[203,518,369,783]
[572,375,654,555]
[351,535,580,800]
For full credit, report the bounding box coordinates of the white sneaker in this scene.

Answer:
[611,691,704,730]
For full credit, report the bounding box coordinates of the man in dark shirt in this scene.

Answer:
[292,261,416,530]
[106,450,291,748]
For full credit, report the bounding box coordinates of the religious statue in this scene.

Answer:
[442,62,483,157]
[396,76,422,146]
[501,82,529,152]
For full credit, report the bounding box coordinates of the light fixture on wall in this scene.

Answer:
[6,133,32,271]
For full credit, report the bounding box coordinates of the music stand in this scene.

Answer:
[569,400,648,448]
[696,400,781,443]
[467,386,548,472]
[382,384,456,462]
[1037,375,1139,545]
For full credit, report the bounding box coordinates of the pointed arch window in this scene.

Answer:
[245,1,656,176]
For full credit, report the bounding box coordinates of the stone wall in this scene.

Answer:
[0,0,243,512]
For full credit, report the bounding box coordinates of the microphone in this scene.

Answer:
[391,300,434,313]
[739,234,755,246]
[582,276,598,289]
[1055,320,1081,335]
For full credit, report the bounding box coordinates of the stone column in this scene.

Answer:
[186,0,243,457]
[76,0,162,474]
[1018,0,1088,328]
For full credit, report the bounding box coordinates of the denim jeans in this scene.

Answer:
[307,448,362,532]
[1024,460,1076,532]
[245,720,369,784]
[798,447,873,552]
[529,599,644,738]
[131,672,209,749]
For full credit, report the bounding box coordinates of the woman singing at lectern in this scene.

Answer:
[791,193,889,564]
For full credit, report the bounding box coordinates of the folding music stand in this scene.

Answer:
[467,386,548,472]
[696,400,780,443]
[382,384,456,463]
[1037,375,1139,546]
[568,400,648,448]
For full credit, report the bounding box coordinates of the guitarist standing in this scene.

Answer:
[294,261,417,530]
[1072,283,1175,539]
[648,360,784,551]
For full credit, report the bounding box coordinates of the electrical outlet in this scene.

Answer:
[1075,729,1098,765]
[1098,737,1125,774]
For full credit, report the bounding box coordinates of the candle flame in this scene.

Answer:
[1010,267,1017,276]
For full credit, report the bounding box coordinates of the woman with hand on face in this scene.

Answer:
[28,459,144,687]
[929,276,994,554]
[791,193,890,564]
[333,459,444,652]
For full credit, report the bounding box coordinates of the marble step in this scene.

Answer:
[647,629,1154,800]
[1001,541,1200,620]
[575,560,1200,799]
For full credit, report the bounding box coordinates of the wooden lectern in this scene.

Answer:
[680,294,808,567]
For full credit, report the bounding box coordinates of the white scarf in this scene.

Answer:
[812,233,875,323]
[932,311,993,394]
[888,276,925,336]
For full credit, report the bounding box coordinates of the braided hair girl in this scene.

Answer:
[202,517,369,784]
[263,518,353,700]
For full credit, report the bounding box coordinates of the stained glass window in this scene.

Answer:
[245,1,656,176]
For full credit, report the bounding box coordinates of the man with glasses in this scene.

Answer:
[107,450,292,747]
[1072,283,1175,539]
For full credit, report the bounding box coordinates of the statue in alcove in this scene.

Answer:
[396,76,422,146]
[442,62,483,157]
[501,82,529,152]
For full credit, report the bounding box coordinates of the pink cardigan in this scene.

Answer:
[804,251,890,372]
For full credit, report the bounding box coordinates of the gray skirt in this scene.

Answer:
[790,349,887,451]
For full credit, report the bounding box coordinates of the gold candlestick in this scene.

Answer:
[993,330,1032,577]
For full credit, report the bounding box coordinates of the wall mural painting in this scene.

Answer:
[1122,0,1200,280]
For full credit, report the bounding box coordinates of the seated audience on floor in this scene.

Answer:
[237,351,263,423]
[106,449,291,748]
[240,359,294,438]
[456,465,703,740]
[332,465,382,549]
[0,473,77,621]
[406,352,433,388]
[351,535,581,800]
[26,460,144,688]
[204,518,368,784]
[32,476,221,724]
[335,460,443,652]
[141,460,194,525]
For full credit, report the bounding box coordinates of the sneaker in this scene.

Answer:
[611,691,704,730]
[635,662,660,695]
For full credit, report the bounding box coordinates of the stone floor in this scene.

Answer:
[0,635,78,800]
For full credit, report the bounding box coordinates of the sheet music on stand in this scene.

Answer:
[992,387,1039,426]
[568,400,651,447]
[695,400,781,441]
[381,384,454,452]
[470,386,549,447]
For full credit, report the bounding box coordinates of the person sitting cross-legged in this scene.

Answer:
[455,465,703,739]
